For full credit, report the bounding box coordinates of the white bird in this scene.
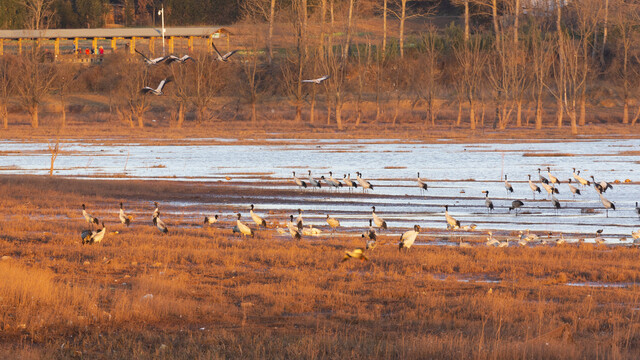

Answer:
[152,214,168,234]
[482,191,494,213]
[308,170,322,189]
[211,41,237,61]
[528,174,541,199]
[302,75,330,84]
[288,215,302,240]
[204,214,219,225]
[293,171,307,189]
[342,248,368,262]
[573,169,591,186]
[326,214,340,233]
[135,49,168,65]
[343,174,358,191]
[462,224,477,231]
[302,225,322,236]
[141,77,172,95]
[518,234,528,246]
[371,206,387,230]
[590,176,613,194]
[250,204,267,228]
[82,204,99,228]
[356,172,373,192]
[164,54,193,64]
[485,232,499,246]
[498,239,509,248]
[399,225,420,251]
[541,182,559,197]
[546,167,560,185]
[417,172,428,193]
[599,194,615,217]
[556,233,566,245]
[118,202,131,226]
[631,229,640,241]
[567,178,581,197]
[82,222,106,245]
[538,168,550,185]
[504,175,514,194]
[235,213,254,237]
[444,205,460,230]
[509,200,524,216]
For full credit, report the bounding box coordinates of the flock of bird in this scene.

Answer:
[78,166,640,263]
[136,42,329,97]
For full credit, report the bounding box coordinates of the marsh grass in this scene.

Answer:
[0,175,639,358]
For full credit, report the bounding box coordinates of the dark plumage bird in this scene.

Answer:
[153,214,169,234]
[141,77,172,96]
[509,200,524,216]
[538,168,550,185]
[504,175,514,194]
[482,190,494,213]
[211,41,238,61]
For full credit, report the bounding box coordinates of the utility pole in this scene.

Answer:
[158,5,165,56]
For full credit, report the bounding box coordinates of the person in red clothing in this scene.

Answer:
[85,48,90,55]
[99,46,104,55]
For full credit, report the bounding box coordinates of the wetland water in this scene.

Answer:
[1,138,639,242]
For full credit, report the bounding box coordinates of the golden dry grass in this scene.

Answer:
[0,175,639,359]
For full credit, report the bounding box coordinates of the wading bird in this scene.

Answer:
[591,176,613,194]
[573,169,590,186]
[444,205,460,230]
[323,171,342,189]
[342,248,368,262]
[235,213,253,237]
[362,219,377,250]
[538,168,550,185]
[547,167,560,185]
[211,41,238,61]
[551,195,561,214]
[296,209,303,230]
[636,202,640,218]
[308,170,322,189]
[485,232,499,247]
[293,171,307,189]
[164,54,193,64]
[152,214,168,234]
[204,214,219,225]
[141,77,172,96]
[504,175,514,194]
[82,204,99,229]
[302,75,330,84]
[417,172,428,193]
[528,175,541,199]
[356,172,373,192]
[135,49,168,65]
[343,174,357,191]
[326,214,340,233]
[541,182,559,197]
[482,190,494,213]
[399,225,420,251]
[118,202,131,226]
[371,206,387,230]
[509,200,524,216]
[82,222,106,245]
[567,178,581,197]
[250,204,267,228]
[288,215,302,240]
[599,194,615,217]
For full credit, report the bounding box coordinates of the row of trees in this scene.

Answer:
[1,0,639,133]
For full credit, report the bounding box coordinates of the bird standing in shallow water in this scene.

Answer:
[399,225,420,251]
[371,206,387,230]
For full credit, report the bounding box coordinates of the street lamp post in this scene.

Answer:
[158,6,165,56]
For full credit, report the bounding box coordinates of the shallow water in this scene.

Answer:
[1,138,639,240]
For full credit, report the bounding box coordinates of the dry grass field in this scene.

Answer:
[0,175,639,359]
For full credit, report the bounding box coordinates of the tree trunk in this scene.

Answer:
[464,0,469,44]
[1,105,7,129]
[383,0,387,58]
[623,99,629,125]
[557,98,563,128]
[310,91,316,125]
[177,103,184,128]
[579,95,586,126]
[320,0,326,49]
[492,0,499,46]
[456,101,462,127]
[399,0,406,58]
[268,0,276,64]
[469,100,475,130]
[570,109,577,135]
[600,0,609,66]
[137,111,144,128]
[251,101,257,125]
[61,102,66,128]
[516,100,522,127]
[335,102,343,130]
[556,0,564,129]
[344,0,355,59]
[536,86,543,130]
[31,104,39,128]
[514,0,520,45]
[295,102,302,123]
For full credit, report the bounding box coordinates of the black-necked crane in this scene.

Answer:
[538,168,550,185]
[250,204,267,228]
[204,214,219,225]
[141,77,172,96]
[119,202,131,226]
[417,172,428,193]
[308,170,322,189]
[551,195,561,214]
[567,179,581,197]
[371,206,387,230]
[632,229,640,241]
[134,49,168,65]
[595,229,605,245]
[296,209,304,230]
[82,204,99,229]
[211,41,238,61]
[541,182,559,197]
[504,175,514,195]
[323,171,342,190]
[573,169,590,186]
[528,175,541,199]
[356,172,373,192]
[482,190,494,213]
[288,215,302,240]
[444,205,460,230]
[399,225,420,251]
[235,213,254,237]
[635,202,640,218]
[82,222,106,245]
[590,176,613,194]
[546,167,560,185]
[164,55,194,64]
[293,171,307,189]
[153,202,160,218]
[362,219,377,250]
[326,214,340,233]
[343,174,358,191]
[302,75,330,84]
[153,214,168,234]
[599,194,615,217]
[509,200,524,216]
[342,248,368,262]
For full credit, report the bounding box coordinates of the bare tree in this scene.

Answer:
[611,0,640,124]
[529,20,555,130]
[454,38,487,130]
[0,56,14,129]
[53,64,78,128]
[19,0,54,30]
[415,27,443,127]
[322,47,347,130]
[190,52,225,125]
[240,38,265,125]
[388,0,435,58]
[118,59,150,128]
[241,0,278,64]
[47,138,60,176]
[14,51,56,128]
[282,0,308,123]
